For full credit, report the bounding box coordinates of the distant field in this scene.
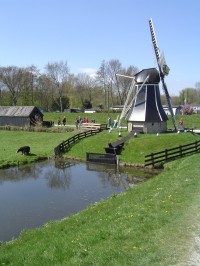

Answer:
[43,112,200,129]
[0,112,199,169]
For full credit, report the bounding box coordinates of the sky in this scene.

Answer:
[0,0,199,96]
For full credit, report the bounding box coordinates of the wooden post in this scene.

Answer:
[151,153,154,168]
[165,149,168,160]
[195,141,198,152]
[179,145,182,157]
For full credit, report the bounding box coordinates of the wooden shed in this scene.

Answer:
[0,106,43,127]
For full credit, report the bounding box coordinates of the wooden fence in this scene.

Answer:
[145,140,200,167]
[54,129,100,156]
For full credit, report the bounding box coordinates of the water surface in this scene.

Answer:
[0,159,156,242]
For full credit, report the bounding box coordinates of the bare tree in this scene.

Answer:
[16,65,41,106]
[116,65,139,104]
[179,88,199,105]
[45,61,69,112]
[75,73,96,105]
[96,59,139,108]
[36,74,55,111]
[96,60,109,110]
[0,66,23,105]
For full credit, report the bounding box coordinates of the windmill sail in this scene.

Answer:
[149,18,178,131]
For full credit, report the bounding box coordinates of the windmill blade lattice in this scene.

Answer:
[149,18,178,131]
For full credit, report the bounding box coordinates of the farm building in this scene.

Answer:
[0,106,43,127]
[163,105,182,116]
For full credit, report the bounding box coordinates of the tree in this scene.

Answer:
[45,61,69,112]
[179,88,199,105]
[51,96,70,111]
[0,66,23,105]
[36,74,55,111]
[18,65,40,106]
[82,99,92,109]
[96,60,108,110]
[115,65,139,104]
[96,59,139,109]
[74,73,98,107]
[182,104,194,115]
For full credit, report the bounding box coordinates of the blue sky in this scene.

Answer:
[0,0,199,95]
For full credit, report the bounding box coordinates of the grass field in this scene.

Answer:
[0,130,75,169]
[0,125,199,169]
[0,113,200,265]
[43,112,200,129]
[1,153,200,265]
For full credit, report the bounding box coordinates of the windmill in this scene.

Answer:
[116,73,149,129]
[149,18,178,131]
[114,19,177,133]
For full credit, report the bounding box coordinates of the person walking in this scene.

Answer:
[75,117,79,129]
[63,116,66,126]
[108,117,112,128]
[179,118,184,131]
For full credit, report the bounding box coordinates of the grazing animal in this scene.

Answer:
[16,146,30,155]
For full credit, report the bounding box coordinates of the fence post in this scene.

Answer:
[195,141,198,152]
[150,153,154,168]
[165,149,168,160]
[179,145,182,157]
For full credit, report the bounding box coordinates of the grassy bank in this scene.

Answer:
[0,115,200,264]
[64,130,200,164]
[1,153,200,265]
[0,127,199,169]
[0,130,75,169]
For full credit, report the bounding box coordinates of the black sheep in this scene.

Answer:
[16,146,30,155]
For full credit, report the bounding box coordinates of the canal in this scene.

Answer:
[0,159,158,242]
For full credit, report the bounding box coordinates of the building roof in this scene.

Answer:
[0,106,42,117]
[134,68,160,84]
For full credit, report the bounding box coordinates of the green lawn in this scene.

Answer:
[0,114,200,265]
[43,112,200,129]
[0,153,200,265]
[65,129,200,164]
[0,130,75,169]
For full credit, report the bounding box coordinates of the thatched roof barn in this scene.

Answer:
[0,106,43,127]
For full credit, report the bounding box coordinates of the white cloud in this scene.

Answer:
[79,67,97,74]
[78,68,97,78]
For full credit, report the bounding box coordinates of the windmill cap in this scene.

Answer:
[134,68,160,84]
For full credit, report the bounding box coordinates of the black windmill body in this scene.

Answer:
[127,68,168,133]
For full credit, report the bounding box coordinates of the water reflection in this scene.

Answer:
[0,159,159,242]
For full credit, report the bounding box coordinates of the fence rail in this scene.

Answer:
[54,129,100,156]
[145,140,200,167]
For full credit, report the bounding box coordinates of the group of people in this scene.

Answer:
[75,117,82,129]
[75,116,94,129]
[57,116,185,132]
[57,115,97,129]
